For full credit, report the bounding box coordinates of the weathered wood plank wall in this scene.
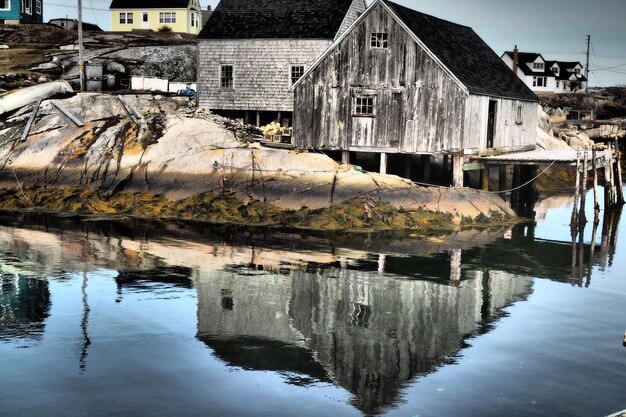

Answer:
[198,39,332,112]
[294,3,537,155]
[463,96,536,153]
[294,3,467,153]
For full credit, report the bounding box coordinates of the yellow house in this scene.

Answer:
[110,0,202,34]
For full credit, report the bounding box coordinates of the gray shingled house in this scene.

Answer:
[196,0,367,126]
[292,0,539,185]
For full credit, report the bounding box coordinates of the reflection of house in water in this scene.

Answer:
[196,267,532,415]
[0,275,51,341]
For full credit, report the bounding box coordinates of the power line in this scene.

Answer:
[46,2,109,12]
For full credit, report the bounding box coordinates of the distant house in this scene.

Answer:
[196,0,367,126]
[0,0,43,24]
[292,0,538,184]
[109,0,202,34]
[48,18,102,31]
[501,49,588,93]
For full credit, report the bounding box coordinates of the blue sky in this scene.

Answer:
[44,0,626,87]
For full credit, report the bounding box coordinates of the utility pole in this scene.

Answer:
[78,0,85,91]
[585,34,590,93]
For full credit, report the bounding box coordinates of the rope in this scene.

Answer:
[483,159,560,194]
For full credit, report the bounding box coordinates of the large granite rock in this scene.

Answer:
[0,93,514,221]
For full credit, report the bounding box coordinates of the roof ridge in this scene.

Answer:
[382,0,472,29]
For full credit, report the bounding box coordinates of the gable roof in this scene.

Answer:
[503,51,545,64]
[197,0,355,39]
[383,1,537,101]
[109,0,191,9]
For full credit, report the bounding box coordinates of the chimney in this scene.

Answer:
[513,45,519,75]
[207,5,211,11]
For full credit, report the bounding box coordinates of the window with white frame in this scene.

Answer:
[532,76,547,87]
[533,62,544,70]
[290,65,305,85]
[0,0,10,11]
[353,96,375,117]
[36,0,41,14]
[191,12,198,27]
[26,0,32,14]
[552,66,559,76]
[370,33,388,49]
[575,67,581,75]
[159,12,176,24]
[120,12,134,24]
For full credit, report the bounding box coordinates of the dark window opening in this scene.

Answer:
[221,65,233,89]
[220,289,233,310]
[370,33,388,48]
[353,96,374,117]
[290,65,305,85]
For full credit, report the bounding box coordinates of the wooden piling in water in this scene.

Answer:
[579,152,589,224]
[604,147,614,209]
[571,153,581,227]
[592,147,599,217]
[614,138,624,205]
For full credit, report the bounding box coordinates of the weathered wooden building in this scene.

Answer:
[292,0,538,185]
[196,0,367,126]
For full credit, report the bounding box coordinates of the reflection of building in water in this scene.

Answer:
[196,267,532,415]
[0,275,51,341]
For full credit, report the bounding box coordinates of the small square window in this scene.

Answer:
[370,33,388,49]
[353,96,375,117]
[221,65,233,89]
[290,65,305,85]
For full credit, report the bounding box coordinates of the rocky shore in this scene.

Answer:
[0,93,516,231]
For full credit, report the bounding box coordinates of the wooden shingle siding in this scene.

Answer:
[198,39,332,112]
[335,0,367,39]
[294,3,467,153]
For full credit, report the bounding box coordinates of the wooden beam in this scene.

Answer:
[499,165,507,198]
[462,162,486,171]
[592,147,599,216]
[341,150,350,165]
[614,138,624,205]
[51,100,84,127]
[380,152,387,175]
[481,167,490,191]
[118,95,140,125]
[21,98,43,141]
[452,153,463,188]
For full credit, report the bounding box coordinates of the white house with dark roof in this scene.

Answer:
[196,0,367,126]
[292,0,538,185]
[501,49,587,93]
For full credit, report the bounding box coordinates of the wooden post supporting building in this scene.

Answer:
[380,152,388,175]
[452,153,463,188]
[481,168,490,191]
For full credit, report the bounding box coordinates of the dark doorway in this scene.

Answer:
[487,100,497,149]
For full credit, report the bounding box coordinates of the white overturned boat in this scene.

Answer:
[0,80,74,116]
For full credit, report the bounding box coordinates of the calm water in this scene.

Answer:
[1,191,625,417]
